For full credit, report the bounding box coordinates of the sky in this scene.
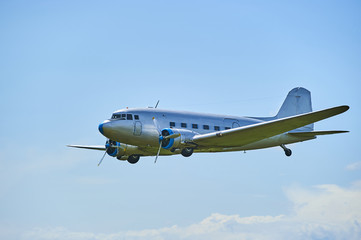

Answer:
[0,0,360,239]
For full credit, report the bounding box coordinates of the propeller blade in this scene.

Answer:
[152,116,162,163]
[163,133,181,140]
[152,117,161,134]
[98,150,107,166]
[154,142,162,163]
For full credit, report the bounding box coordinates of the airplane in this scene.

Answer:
[68,87,349,165]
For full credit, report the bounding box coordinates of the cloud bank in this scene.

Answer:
[20,182,361,240]
[346,161,361,171]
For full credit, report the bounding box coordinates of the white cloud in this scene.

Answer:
[19,182,361,240]
[286,183,361,223]
[346,162,361,171]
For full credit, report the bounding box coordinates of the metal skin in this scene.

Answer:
[70,87,349,164]
[99,108,314,155]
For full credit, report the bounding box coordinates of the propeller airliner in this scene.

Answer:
[68,87,349,165]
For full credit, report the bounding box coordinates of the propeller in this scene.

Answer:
[155,142,162,164]
[152,117,180,163]
[98,140,117,166]
[98,151,107,166]
[153,117,162,163]
[152,117,161,133]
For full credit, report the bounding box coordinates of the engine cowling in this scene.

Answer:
[159,128,197,150]
[105,140,120,156]
[105,139,139,160]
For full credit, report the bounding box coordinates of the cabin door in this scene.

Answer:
[223,118,240,129]
[134,121,142,136]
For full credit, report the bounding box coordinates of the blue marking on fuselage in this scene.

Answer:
[98,123,104,134]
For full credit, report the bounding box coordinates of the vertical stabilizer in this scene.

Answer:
[276,87,314,132]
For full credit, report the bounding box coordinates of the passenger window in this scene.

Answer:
[127,114,133,120]
[181,123,187,128]
[192,124,198,129]
[214,126,220,131]
[203,125,209,130]
[225,127,231,130]
[134,115,139,120]
[170,122,175,127]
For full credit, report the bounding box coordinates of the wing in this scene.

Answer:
[192,105,349,148]
[288,130,349,138]
[67,145,106,151]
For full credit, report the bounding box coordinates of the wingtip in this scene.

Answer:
[330,105,349,114]
[339,105,350,113]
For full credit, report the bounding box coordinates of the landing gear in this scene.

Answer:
[127,155,140,164]
[284,148,292,157]
[280,144,292,157]
[181,147,193,157]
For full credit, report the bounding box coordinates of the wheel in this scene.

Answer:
[280,144,292,157]
[284,149,292,157]
[127,155,140,164]
[181,148,193,157]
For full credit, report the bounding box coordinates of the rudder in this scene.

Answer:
[276,87,314,132]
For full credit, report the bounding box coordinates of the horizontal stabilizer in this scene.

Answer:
[67,145,106,151]
[288,131,349,138]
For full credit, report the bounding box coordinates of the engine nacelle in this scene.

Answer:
[105,140,140,160]
[160,128,197,150]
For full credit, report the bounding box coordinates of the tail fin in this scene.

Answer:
[276,87,314,132]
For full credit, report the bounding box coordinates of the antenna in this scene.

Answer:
[155,100,160,108]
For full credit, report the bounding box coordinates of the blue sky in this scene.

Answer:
[0,1,360,239]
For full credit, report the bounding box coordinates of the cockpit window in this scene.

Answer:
[111,114,121,119]
[111,113,133,120]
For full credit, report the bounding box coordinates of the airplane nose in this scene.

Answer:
[99,120,112,137]
[98,123,104,135]
[98,120,117,139]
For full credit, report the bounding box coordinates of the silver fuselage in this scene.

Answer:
[99,108,314,157]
